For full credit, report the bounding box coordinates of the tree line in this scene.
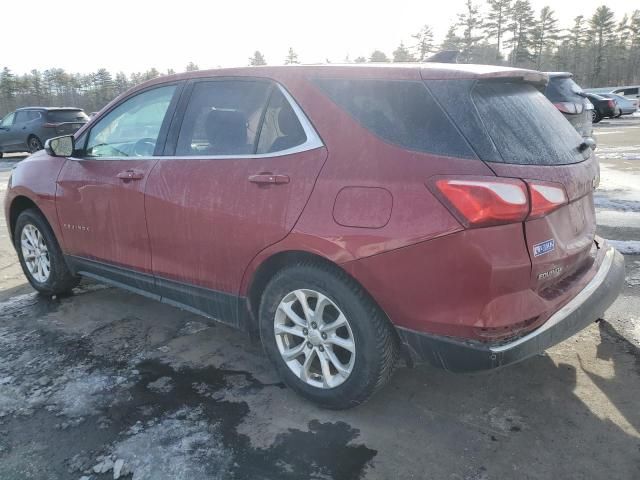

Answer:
[1,2,639,117]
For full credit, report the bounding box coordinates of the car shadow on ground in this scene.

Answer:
[0,285,638,479]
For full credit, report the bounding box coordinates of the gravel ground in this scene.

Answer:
[0,120,639,480]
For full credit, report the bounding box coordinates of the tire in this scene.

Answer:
[259,261,398,409]
[591,110,602,124]
[27,135,43,153]
[14,208,79,295]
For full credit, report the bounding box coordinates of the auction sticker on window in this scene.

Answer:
[533,239,555,257]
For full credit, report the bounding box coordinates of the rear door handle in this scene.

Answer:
[117,169,144,180]
[248,173,290,185]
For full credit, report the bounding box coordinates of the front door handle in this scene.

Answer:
[248,173,290,185]
[117,169,144,181]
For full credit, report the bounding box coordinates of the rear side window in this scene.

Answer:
[48,110,88,122]
[313,78,476,158]
[544,77,583,102]
[472,82,586,165]
[176,80,271,156]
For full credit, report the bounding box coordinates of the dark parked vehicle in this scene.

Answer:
[0,107,88,157]
[544,72,594,145]
[5,65,625,408]
[584,93,617,123]
[599,93,637,116]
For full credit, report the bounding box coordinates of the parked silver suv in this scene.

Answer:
[0,107,88,157]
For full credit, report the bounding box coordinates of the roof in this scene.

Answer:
[125,63,548,94]
[16,106,83,111]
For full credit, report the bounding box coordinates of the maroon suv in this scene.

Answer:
[5,65,625,408]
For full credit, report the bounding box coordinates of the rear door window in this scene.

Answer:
[175,80,271,156]
[313,78,477,159]
[256,87,307,154]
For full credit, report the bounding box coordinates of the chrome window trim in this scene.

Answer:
[74,83,324,161]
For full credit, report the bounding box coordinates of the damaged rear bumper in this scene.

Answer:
[396,245,625,372]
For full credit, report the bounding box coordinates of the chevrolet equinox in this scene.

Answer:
[5,65,625,408]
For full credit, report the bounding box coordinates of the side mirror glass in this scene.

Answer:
[45,135,75,157]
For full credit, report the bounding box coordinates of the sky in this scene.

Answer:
[2,0,636,74]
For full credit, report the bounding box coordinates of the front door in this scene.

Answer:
[144,79,326,323]
[0,112,17,151]
[56,84,181,279]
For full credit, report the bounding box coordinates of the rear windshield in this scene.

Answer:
[313,78,476,159]
[472,82,586,165]
[544,77,583,102]
[47,110,88,122]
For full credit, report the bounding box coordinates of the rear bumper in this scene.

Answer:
[397,245,625,372]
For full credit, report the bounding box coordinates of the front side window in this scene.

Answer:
[14,111,30,124]
[176,80,271,156]
[85,85,176,158]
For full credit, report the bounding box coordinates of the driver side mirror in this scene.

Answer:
[44,135,75,157]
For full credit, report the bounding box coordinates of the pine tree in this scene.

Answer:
[285,48,300,65]
[506,0,535,66]
[457,0,484,63]
[392,42,416,62]
[249,51,267,66]
[412,25,435,61]
[588,5,616,85]
[441,25,463,51]
[484,0,512,61]
[532,6,560,69]
[369,50,390,62]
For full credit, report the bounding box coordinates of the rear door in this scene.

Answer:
[0,112,16,150]
[144,78,326,323]
[56,83,181,279]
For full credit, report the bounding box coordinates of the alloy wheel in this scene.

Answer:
[274,289,356,389]
[20,224,51,283]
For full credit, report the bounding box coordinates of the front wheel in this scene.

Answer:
[259,262,398,409]
[14,209,80,295]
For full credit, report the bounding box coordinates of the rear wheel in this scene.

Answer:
[14,209,79,295]
[27,135,43,153]
[591,110,602,124]
[259,262,398,409]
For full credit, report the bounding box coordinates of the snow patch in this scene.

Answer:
[111,407,232,480]
[608,240,640,255]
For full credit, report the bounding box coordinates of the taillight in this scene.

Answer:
[431,177,568,227]
[42,123,61,128]
[607,99,615,109]
[553,102,581,114]
[528,182,568,219]
[433,178,529,227]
